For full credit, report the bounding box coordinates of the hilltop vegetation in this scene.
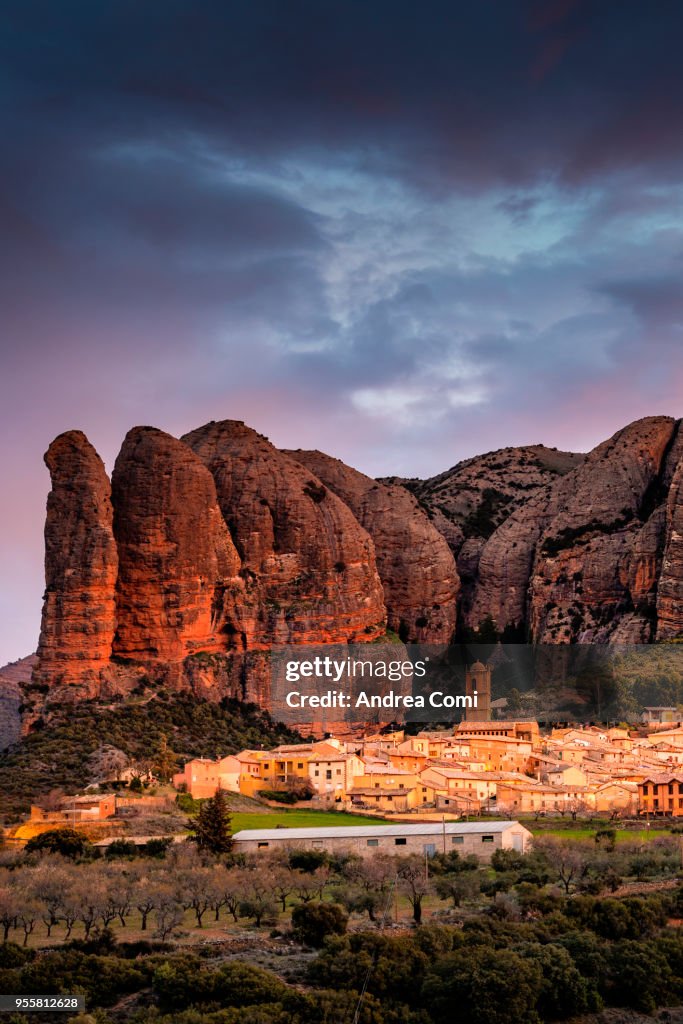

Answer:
[0,693,303,820]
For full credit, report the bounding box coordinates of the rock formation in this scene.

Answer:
[656,458,683,638]
[530,417,678,643]
[182,421,386,645]
[29,412,683,711]
[34,431,118,688]
[385,444,583,551]
[111,426,243,662]
[286,448,458,642]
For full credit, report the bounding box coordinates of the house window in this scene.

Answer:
[297,763,304,769]
[336,769,342,776]
[367,839,379,847]
[394,837,407,846]
[263,763,269,769]
[482,836,494,843]
[452,836,464,845]
[326,770,332,780]
[314,770,319,777]
[422,787,427,793]
[387,795,393,801]
[258,842,269,848]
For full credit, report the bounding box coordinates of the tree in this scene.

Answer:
[177,866,215,927]
[192,788,233,855]
[24,828,92,859]
[151,884,184,940]
[0,884,20,942]
[237,867,278,927]
[152,734,178,783]
[396,856,432,924]
[292,902,348,947]
[27,862,72,938]
[423,947,543,1024]
[534,838,589,895]
[130,867,157,931]
[435,871,479,908]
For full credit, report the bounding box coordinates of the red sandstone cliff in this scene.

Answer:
[286,448,458,643]
[34,431,118,689]
[111,426,243,662]
[30,413,683,707]
[181,421,387,645]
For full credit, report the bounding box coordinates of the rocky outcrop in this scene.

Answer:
[182,421,386,645]
[285,449,459,643]
[34,431,118,688]
[530,417,679,642]
[0,655,36,750]
[385,444,583,553]
[111,427,243,662]
[29,412,683,712]
[466,487,555,635]
[656,458,683,639]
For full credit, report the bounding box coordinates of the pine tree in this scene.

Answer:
[153,734,177,783]
[193,787,233,854]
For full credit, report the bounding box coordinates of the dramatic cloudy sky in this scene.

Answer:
[2,0,683,662]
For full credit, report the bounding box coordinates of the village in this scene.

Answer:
[171,714,683,821]
[10,663,683,849]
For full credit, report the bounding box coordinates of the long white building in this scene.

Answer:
[232,819,531,860]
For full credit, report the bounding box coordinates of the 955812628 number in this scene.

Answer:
[0,995,85,1012]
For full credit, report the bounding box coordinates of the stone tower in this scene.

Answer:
[465,660,491,722]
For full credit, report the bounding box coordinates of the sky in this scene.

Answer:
[3,0,683,663]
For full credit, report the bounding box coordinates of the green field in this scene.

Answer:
[529,825,674,843]
[229,809,389,832]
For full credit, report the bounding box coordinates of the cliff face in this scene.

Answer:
[181,421,386,645]
[656,458,683,639]
[391,416,683,643]
[30,412,683,708]
[286,448,458,643]
[529,417,678,643]
[111,427,243,662]
[34,431,118,688]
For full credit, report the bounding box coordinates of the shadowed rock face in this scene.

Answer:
[182,421,386,645]
[657,459,683,639]
[529,417,679,643]
[286,448,458,643]
[111,426,242,662]
[34,431,118,687]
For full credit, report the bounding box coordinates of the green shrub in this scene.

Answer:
[291,902,348,947]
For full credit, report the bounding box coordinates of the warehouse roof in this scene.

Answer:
[232,820,526,842]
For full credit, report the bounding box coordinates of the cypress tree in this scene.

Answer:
[193,787,233,854]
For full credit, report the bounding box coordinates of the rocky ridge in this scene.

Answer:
[22,413,683,712]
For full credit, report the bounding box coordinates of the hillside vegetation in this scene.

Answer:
[0,693,303,820]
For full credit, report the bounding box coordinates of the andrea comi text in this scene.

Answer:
[285,689,478,709]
